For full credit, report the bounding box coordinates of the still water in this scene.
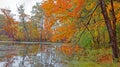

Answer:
[0,43,68,67]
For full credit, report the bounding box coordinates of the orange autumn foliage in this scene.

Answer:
[1,9,18,40]
[97,54,113,63]
[41,0,85,42]
[51,22,77,42]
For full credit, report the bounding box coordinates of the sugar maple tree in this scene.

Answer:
[41,0,85,42]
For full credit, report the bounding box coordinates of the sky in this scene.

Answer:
[0,0,43,20]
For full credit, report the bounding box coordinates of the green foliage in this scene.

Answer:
[68,61,101,67]
[72,0,116,49]
[74,31,92,48]
[68,60,118,67]
[116,23,120,46]
[66,49,118,67]
[0,35,12,41]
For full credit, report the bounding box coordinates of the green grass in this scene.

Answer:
[68,60,118,67]
[63,48,120,67]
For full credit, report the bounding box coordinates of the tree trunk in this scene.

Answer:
[99,0,119,61]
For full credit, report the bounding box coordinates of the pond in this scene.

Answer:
[0,43,68,67]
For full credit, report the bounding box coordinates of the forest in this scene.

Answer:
[0,0,120,67]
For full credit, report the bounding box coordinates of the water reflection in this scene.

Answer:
[0,44,67,67]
